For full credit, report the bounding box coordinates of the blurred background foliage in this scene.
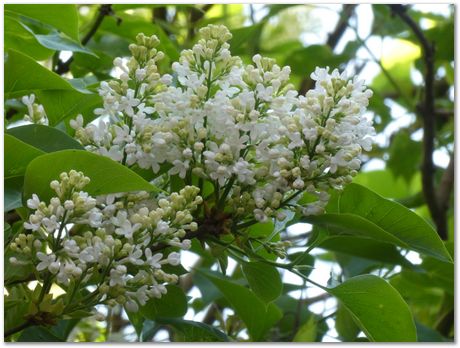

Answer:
[4,3,454,342]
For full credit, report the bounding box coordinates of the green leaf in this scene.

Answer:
[139,285,187,320]
[5,134,44,179]
[328,275,416,342]
[285,44,348,79]
[33,32,96,56]
[247,221,275,238]
[200,269,282,341]
[5,49,79,99]
[4,294,29,336]
[4,14,53,60]
[36,90,101,126]
[353,170,420,200]
[335,303,360,341]
[5,4,80,41]
[18,326,64,342]
[419,241,454,295]
[318,236,413,267]
[288,252,315,277]
[415,321,450,342]
[99,14,179,62]
[5,176,25,211]
[304,184,452,263]
[23,150,158,203]
[49,319,81,341]
[126,310,145,338]
[157,318,230,342]
[293,315,317,342]
[242,261,282,303]
[387,131,422,183]
[7,124,84,152]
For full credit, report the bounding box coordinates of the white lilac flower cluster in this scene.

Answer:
[71,24,374,223]
[12,170,202,312]
[21,94,49,125]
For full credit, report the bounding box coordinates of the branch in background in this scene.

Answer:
[299,4,356,95]
[55,4,114,75]
[390,5,448,240]
[187,4,214,41]
[437,153,454,216]
[152,6,173,37]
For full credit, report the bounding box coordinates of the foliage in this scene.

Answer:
[4,4,454,343]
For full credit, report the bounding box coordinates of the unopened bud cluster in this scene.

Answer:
[13,170,202,313]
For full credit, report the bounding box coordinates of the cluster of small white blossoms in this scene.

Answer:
[11,170,202,312]
[21,94,49,125]
[71,24,374,222]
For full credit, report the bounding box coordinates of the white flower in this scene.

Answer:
[36,252,57,272]
[144,249,163,269]
[112,211,142,239]
[109,265,127,287]
[169,160,190,179]
[27,194,40,209]
[167,252,181,266]
[70,114,84,129]
[120,247,144,266]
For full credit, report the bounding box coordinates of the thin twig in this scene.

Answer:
[56,4,114,75]
[390,5,446,239]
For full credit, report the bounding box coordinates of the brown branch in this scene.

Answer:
[56,4,114,75]
[299,4,356,95]
[390,5,446,239]
[437,153,454,220]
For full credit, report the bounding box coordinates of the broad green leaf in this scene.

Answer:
[353,170,420,200]
[49,319,81,341]
[230,23,264,54]
[200,269,282,341]
[157,318,230,342]
[7,124,84,153]
[415,321,450,342]
[242,261,282,303]
[387,131,422,183]
[288,251,315,277]
[328,275,416,342]
[318,236,413,267]
[139,285,187,319]
[126,310,145,338]
[193,271,223,306]
[23,150,158,203]
[304,184,452,263]
[4,297,29,337]
[5,134,44,179]
[293,315,317,342]
[4,15,53,60]
[33,32,96,56]
[18,326,64,342]
[420,241,454,295]
[335,303,360,341]
[4,176,25,211]
[99,14,179,62]
[36,90,101,126]
[140,320,160,342]
[247,221,275,238]
[285,44,348,79]
[5,50,79,98]
[5,248,35,285]
[5,4,80,41]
